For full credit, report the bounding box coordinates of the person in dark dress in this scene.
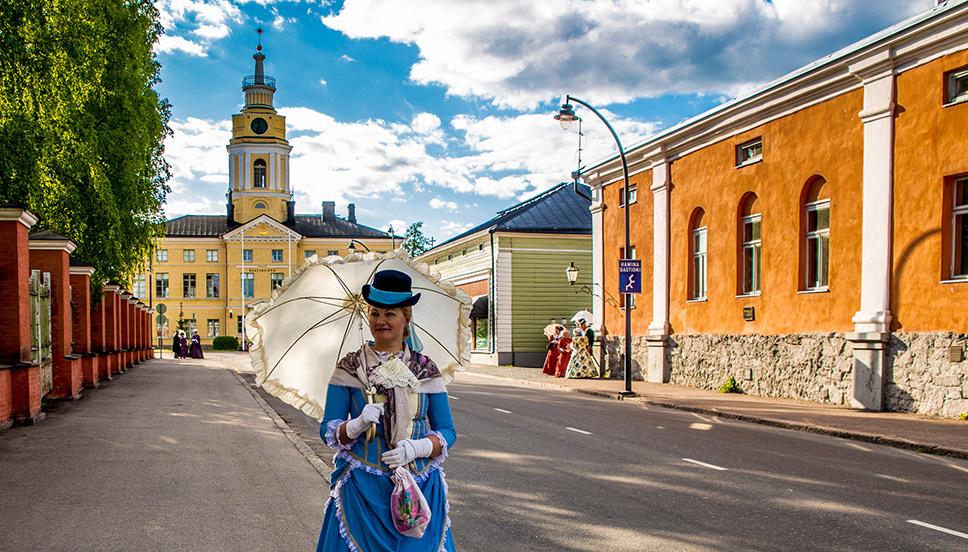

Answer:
[189,330,204,359]
[172,332,182,358]
[178,331,189,359]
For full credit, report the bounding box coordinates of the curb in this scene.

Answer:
[460,372,968,461]
[228,369,331,482]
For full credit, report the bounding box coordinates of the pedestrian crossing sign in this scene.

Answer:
[618,259,641,294]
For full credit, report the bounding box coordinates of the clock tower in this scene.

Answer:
[226,32,293,225]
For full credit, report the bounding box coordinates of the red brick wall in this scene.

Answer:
[0,221,32,364]
[70,274,92,354]
[91,295,106,353]
[0,369,12,423]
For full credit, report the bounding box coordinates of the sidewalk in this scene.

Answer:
[461,364,968,460]
[0,354,326,552]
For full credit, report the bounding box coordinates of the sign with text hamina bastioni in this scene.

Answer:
[618,259,641,294]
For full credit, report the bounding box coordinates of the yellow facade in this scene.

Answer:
[140,45,394,346]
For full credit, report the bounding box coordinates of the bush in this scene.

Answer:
[719,375,743,394]
[960,412,968,421]
[212,336,240,351]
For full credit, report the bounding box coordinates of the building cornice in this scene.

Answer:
[28,239,77,254]
[103,284,121,293]
[222,214,302,240]
[69,267,96,277]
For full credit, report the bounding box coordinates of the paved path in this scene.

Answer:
[0,356,326,552]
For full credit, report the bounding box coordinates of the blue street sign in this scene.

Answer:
[618,259,642,294]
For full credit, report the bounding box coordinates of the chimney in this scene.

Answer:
[322,201,336,222]
[286,200,295,222]
[347,203,357,223]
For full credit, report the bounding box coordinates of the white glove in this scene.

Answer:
[344,403,385,440]
[381,438,434,469]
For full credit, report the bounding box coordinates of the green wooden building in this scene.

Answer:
[417,183,592,367]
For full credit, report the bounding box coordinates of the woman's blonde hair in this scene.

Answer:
[368,305,413,338]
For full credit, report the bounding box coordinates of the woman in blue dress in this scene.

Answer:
[317,269,457,552]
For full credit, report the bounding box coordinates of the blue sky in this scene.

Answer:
[156,0,934,242]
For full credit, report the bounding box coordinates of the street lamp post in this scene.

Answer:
[347,239,371,253]
[556,95,635,395]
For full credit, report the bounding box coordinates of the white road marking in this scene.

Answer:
[906,520,968,540]
[565,427,592,435]
[493,408,512,414]
[682,458,728,471]
[448,396,459,400]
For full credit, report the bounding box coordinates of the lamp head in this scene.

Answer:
[555,103,577,130]
[347,241,357,251]
[565,261,579,285]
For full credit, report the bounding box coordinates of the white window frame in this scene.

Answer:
[691,228,708,300]
[945,67,968,106]
[206,273,220,298]
[183,249,195,263]
[271,249,283,262]
[207,319,220,337]
[271,272,285,290]
[133,274,146,298]
[741,214,761,295]
[206,249,218,263]
[619,184,638,207]
[242,249,253,263]
[952,177,968,279]
[155,273,169,298]
[183,273,197,298]
[736,138,763,167]
[805,199,831,291]
[304,250,316,259]
[327,250,339,257]
[242,273,255,299]
[156,249,168,262]
[253,159,267,188]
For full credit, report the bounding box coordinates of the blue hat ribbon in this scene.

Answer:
[367,287,413,305]
[406,322,423,353]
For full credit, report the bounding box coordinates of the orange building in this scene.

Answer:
[584,3,968,417]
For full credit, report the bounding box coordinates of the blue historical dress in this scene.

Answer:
[316,345,457,552]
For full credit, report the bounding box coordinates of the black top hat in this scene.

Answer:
[362,269,421,308]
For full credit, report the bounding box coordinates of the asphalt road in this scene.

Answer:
[444,374,968,552]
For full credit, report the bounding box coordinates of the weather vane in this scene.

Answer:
[256,27,264,51]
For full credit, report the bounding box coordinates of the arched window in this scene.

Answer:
[801,176,830,290]
[254,159,267,188]
[254,201,267,209]
[689,207,707,300]
[738,193,761,295]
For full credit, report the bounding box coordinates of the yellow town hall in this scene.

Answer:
[138,44,394,345]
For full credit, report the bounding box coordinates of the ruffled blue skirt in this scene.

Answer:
[317,466,455,552]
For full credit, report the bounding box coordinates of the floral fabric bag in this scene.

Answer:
[390,466,432,538]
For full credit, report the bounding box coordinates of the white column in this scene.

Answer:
[646,158,672,383]
[267,152,274,191]
[589,183,605,332]
[244,153,250,189]
[228,153,235,190]
[847,50,895,410]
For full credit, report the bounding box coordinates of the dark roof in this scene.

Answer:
[28,230,71,241]
[165,214,389,239]
[430,183,591,250]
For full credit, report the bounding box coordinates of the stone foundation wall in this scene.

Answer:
[887,332,968,418]
[601,332,968,418]
[667,333,854,405]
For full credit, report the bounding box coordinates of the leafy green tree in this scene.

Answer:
[0,0,171,296]
[401,222,433,257]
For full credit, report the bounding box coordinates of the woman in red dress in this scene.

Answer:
[542,326,562,376]
[555,330,572,378]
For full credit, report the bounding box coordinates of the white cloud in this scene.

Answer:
[319,78,328,86]
[429,198,457,210]
[156,0,244,56]
[162,106,658,220]
[323,0,933,109]
[340,54,356,62]
[439,220,474,237]
[384,219,408,233]
[156,34,207,56]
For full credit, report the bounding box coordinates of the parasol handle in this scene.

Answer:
[365,387,377,442]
